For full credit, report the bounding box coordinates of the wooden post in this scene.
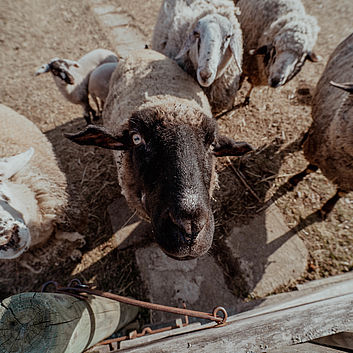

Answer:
[0,292,138,353]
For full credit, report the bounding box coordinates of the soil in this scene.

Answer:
[0,0,352,328]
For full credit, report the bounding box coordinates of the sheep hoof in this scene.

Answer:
[93,113,101,121]
[84,115,92,124]
[243,96,250,106]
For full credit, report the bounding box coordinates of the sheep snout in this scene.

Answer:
[198,68,215,87]
[155,208,214,260]
[268,51,299,88]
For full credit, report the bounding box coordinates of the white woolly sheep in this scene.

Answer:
[35,49,118,124]
[236,0,320,101]
[66,49,253,260]
[0,104,83,259]
[88,62,118,116]
[299,32,353,217]
[152,0,243,115]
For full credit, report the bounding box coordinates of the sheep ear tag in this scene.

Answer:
[65,125,129,150]
[0,148,34,180]
[330,81,353,93]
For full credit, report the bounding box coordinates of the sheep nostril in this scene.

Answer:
[270,77,281,88]
[169,211,207,242]
[199,70,212,82]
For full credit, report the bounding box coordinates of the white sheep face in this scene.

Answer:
[0,148,34,259]
[177,14,238,88]
[0,201,31,259]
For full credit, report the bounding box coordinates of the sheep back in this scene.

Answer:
[103,48,212,133]
[0,104,68,245]
[304,33,353,191]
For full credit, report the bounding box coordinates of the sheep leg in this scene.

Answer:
[82,102,98,124]
[82,103,92,124]
[242,83,254,106]
[91,94,100,114]
[287,164,318,191]
[319,189,347,219]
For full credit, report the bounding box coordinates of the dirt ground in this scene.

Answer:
[1,0,353,327]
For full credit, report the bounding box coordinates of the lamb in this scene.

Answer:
[235,0,320,101]
[66,49,253,260]
[0,104,70,259]
[298,32,353,217]
[151,0,243,115]
[35,49,118,124]
[88,62,118,116]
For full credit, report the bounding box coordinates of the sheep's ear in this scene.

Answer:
[35,64,50,75]
[64,125,130,150]
[249,45,269,56]
[306,52,321,62]
[229,36,242,73]
[213,135,253,157]
[0,148,34,180]
[176,31,197,59]
[330,81,353,93]
[64,59,80,68]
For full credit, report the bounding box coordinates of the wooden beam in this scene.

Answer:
[0,292,138,353]
[114,279,353,352]
[269,342,347,353]
[313,332,353,351]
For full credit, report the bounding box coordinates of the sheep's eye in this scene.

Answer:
[193,31,200,38]
[132,133,143,145]
[225,34,232,40]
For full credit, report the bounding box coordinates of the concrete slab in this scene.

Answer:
[135,244,242,323]
[108,197,152,250]
[89,0,147,57]
[225,204,308,297]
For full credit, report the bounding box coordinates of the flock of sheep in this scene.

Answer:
[0,0,352,262]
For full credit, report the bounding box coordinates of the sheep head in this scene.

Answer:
[250,15,320,87]
[66,107,252,260]
[35,58,80,85]
[0,148,34,259]
[176,14,242,88]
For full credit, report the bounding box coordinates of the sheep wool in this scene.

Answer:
[236,0,319,87]
[0,104,67,249]
[303,32,353,192]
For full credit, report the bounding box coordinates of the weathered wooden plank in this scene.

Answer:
[269,342,347,353]
[313,332,353,351]
[115,279,353,353]
[0,292,138,353]
[240,271,353,314]
[296,272,353,291]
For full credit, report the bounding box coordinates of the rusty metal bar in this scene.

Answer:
[41,280,228,324]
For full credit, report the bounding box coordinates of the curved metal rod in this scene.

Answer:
[53,280,227,324]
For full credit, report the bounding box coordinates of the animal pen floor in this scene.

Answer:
[1,0,353,333]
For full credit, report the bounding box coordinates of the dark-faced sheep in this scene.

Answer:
[66,49,253,260]
[152,0,243,115]
[35,49,118,124]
